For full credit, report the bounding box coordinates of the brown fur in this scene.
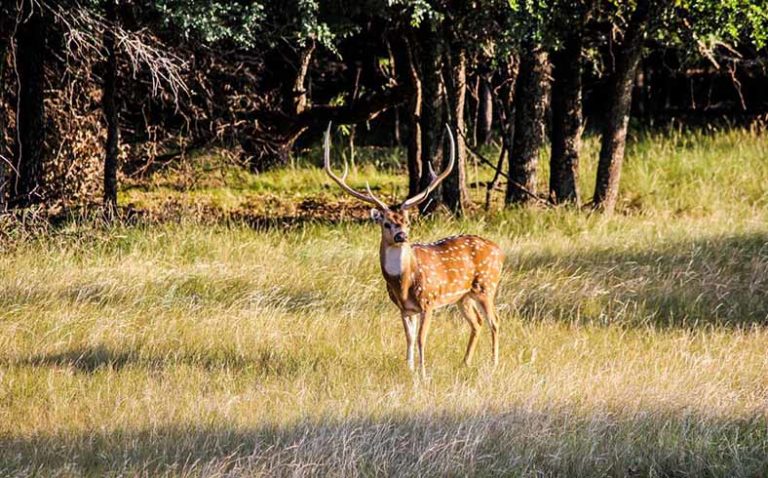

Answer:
[373,209,504,375]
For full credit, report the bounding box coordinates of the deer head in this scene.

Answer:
[323,121,455,248]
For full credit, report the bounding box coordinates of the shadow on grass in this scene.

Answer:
[0,275,332,313]
[122,198,374,232]
[504,231,768,328]
[7,344,331,376]
[1,408,766,477]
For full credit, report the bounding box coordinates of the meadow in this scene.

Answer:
[1,126,768,477]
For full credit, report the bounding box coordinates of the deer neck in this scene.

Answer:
[380,241,413,279]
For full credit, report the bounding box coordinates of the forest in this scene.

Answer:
[1,0,768,476]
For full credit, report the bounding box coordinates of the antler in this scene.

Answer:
[324,122,389,210]
[324,122,455,211]
[400,124,455,210]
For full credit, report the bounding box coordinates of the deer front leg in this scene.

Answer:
[417,308,433,378]
[401,313,418,371]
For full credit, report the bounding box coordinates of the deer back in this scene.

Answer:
[410,235,504,309]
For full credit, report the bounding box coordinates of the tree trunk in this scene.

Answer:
[0,30,9,209]
[506,42,549,206]
[470,75,479,146]
[417,22,443,214]
[393,107,401,146]
[487,56,519,209]
[11,5,46,208]
[385,38,402,148]
[477,75,493,145]
[592,0,652,213]
[103,0,119,213]
[549,28,583,205]
[348,125,356,169]
[495,56,519,160]
[292,41,315,116]
[404,37,422,197]
[442,40,469,215]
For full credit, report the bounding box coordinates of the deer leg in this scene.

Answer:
[401,313,417,371]
[417,308,433,378]
[459,297,482,366]
[473,301,485,326]
[476,296,500,367]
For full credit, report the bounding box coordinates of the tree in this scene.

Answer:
[0,2,14,209]
[401,35,422,197]
[416,19,445,213]
[506,37,549,206]
[156,0,325,168]
[549,2,590,205]
[442,9,470,215]
[403,0,510,214]
[476,71,494,146]
[592,0,652,213]
[591,0,767,213]
[12,1,47,208]
[102,0,119,213]
[442,1,476,216]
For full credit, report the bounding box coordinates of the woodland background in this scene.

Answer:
[0,0,766,217]
[2,1,768,477]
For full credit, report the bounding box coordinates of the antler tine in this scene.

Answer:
[426,158,437,181]
[324,122,389,210]
[365,181,390,211]
[401,123,455,210]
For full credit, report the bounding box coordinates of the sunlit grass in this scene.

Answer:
[2,126,768,476]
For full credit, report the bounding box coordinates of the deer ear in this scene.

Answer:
[370,209,384,223]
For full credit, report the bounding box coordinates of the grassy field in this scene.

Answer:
[1,127,768,476]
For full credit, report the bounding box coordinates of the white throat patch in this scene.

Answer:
[383,245,409,276]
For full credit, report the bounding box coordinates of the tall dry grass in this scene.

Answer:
[1,126,767,476]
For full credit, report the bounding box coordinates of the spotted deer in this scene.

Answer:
[324,123,504,377]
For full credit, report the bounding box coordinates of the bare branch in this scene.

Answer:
[459,130,552,207]
[42,1,189,104]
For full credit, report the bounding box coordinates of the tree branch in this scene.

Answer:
[459,130,552,207]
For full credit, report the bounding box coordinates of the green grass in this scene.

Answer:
[1,126,768,476]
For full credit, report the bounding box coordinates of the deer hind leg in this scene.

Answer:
[401,313,418,371]
[459,297,482,366]
[417,308,433,378]
[475,295,500,367]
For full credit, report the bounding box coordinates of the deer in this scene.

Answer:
[324,122,505,377]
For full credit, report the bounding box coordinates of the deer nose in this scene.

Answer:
[394,232,408,243]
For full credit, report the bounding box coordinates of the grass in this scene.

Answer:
[1,126,768,476]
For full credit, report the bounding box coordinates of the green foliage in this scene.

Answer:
[152,0,348,54]
[145,0,766,81]
[294,0,335,49]
[677,0,768,48]
[388,0,442,26]
[154,1,266,48]
[638,0,767,68]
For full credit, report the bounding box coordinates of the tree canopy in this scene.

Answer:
[0,0,766,212]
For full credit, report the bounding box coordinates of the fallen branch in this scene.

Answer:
[459,130,552,207]
[245,85,408,144]
[485,145,507,210]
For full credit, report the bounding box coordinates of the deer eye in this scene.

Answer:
[384,223,392,229]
